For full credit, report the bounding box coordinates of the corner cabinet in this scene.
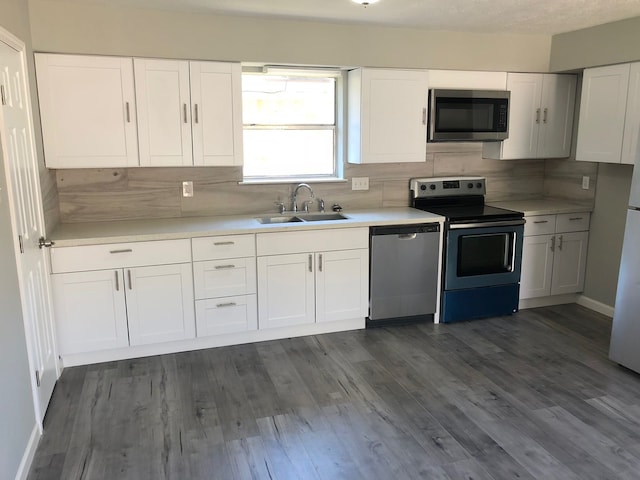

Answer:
[483,73,576,160]
[348,68,429,164]
[50,239,195,355]
[256,228,369,329]
[35,53,139,168]
[576,62,640,165]
[520,212,590,299]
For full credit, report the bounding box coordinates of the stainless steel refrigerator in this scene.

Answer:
[609,160,640,373]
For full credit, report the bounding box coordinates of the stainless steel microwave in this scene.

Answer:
[428,89,510,142]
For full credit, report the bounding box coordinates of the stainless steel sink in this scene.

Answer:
[256,216,303,224]
[298,213,348,222]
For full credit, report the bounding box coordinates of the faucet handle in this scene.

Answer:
[332,203,343,212]
[318,198,325,212]
[302,199,314,213]
[274,201,285,214]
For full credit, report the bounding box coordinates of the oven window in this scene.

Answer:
[457,232,514,276]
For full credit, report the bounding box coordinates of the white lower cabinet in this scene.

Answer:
[256,228,369,329]
[520,213,590,299]
[51,239,195,355]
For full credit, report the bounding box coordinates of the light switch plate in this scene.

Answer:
[352,177,369,191]
[582,176,590,190]
[182,181,194,197]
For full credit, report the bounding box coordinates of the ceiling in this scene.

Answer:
[59,0,640,35]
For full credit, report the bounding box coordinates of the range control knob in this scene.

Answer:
[429,184,436,190]
[420,184,427,191]
[467,182,474,189]
[476,182,482,188]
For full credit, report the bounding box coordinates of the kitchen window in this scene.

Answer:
[241,68,343,182]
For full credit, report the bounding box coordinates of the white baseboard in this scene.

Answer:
[577,295,614,318]
[519,293,579,310]
[14,424,40,480]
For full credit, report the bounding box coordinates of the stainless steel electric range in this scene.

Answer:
[410,176,525,323]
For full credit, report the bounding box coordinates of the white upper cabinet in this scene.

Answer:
[134,58,193,167]
[348,68,429,164]
[483,73,576,160]
[576,63,640,165]
[35,53,139,168]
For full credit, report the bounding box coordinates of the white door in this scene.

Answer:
[538,74,576,159]
[550,231,589,296]
[34,53,138,168]
[500,73,542,159]
[519,234,554,299]
[621,62,640,166]
[0,35,59,427]
[257,253,315,329]
[51,270,128,354]
[126,263,195,346]
[576,63,630,163]
[315,249,368,323]
[360,68,429,163]
[134,58,193,166]
[190,61,243,166]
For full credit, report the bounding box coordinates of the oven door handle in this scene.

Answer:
[449,219,525,229]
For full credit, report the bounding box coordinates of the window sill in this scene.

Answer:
[239,177,348,186]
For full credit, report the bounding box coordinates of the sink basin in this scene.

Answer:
[298,213,348,222]
[256,216,303,224]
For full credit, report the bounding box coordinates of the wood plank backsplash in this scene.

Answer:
[55,143,598,223]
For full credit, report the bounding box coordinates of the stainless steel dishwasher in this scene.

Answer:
[368,223,441,327]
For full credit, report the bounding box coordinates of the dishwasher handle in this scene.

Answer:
[370,223,440,236]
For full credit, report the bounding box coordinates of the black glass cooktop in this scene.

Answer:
[413,197,523,223]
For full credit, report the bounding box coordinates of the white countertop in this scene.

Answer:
[488,199,593,217]
[50,208,445,247]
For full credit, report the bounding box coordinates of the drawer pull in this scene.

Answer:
[216,302,237,308]
[110,249,133,254]
[213,241,235,246]
[533,220,548,224]
[214,264,236,270]
[115,271,119,291]
[569,217,584,221]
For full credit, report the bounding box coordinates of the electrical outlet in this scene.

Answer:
[582,176,590,190]
[182,181,194,197]
[352,177,369,191]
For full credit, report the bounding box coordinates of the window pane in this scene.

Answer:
[243,129,335,177]
[242,75,335,125]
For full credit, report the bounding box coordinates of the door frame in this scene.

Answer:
[0,26,61,431]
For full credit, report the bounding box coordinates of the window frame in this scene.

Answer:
[240,67,346,184]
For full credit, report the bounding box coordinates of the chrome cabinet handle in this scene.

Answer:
[214,264,235,270]
[535,108,541,124]
[115,271,119,291]
[214,241,234,246]
[194,104,199,123]
[0,84,6,105]
[558,234,563,250]
[125,102,131,123]
[569,217,583,221]
[127,270,132,290]
[216,302,237,308]
[550,236,555,252]
[183,103,188,123]
[533,220,548,224]
[308,254,313,272]
[422,107,427,125]
[109,249,133,254]
[543,107,548,124]
[319,254,323,272]
[38,237,55,249]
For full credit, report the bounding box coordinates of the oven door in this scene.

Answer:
[444,220,524,290]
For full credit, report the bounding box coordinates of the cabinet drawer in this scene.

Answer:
[524,215,556,236]
[193,257,256,300]
[257,227,368,256]
[556,212,590,233]
[50,239,191,273]
[192,234,255,261]
[195,294,257,337]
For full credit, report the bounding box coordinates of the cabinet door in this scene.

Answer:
[576,64,630,163]
[622,63,640,165]
[125,263,195,346]
[34,53,138,168]
[51,270,128,354]
[315,249,369,323]
[190,61,243,166]
[498,73,543,159]
[351,68,428,163]
[134,58,193,166]
[551,231,589,296]
[257,253,315,329]
[538,74,576,159]
[520,234,554,299]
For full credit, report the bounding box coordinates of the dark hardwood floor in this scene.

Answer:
[27,304,640,479]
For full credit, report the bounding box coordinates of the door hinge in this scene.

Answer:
[0,84,6,106]
[35,370,41,387]
[18,234,24,254]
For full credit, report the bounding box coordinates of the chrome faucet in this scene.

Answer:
[292,183,314,213]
